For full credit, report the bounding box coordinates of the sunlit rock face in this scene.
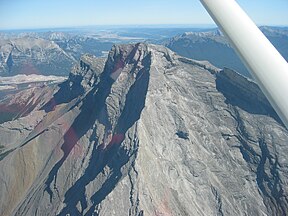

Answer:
[0,43,287,216]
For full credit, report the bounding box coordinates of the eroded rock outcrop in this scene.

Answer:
[0,43,287,216]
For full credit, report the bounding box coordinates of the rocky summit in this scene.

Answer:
[0,43,287,216]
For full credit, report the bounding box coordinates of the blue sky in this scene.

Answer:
[0,0,287,29]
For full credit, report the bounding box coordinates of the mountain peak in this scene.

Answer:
[103,43,150,80]
[69,53,105,89]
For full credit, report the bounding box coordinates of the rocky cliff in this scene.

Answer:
[0,43,287,216]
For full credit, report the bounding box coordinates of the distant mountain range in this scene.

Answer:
[166,26,288,78]
[1,26,287,78]
[0,33,113,76]
[0,36,75,76]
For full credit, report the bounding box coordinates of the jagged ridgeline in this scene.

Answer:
[0,43,287,216]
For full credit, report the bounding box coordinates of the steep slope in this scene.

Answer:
[0,43,287,216]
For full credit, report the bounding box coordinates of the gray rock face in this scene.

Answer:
[0,43,287,216]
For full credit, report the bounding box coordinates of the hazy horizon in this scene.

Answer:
[0,0,287,30]
[0,24,219,31]
[1,24,288,32]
